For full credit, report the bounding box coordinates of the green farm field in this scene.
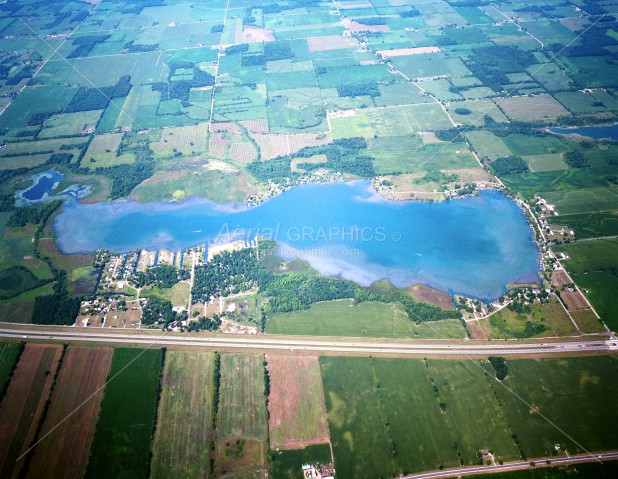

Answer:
[266,299,467,339]
[85,348,163,479]
[0,342,21,395]
[217,353,268,441]
[151,351,214,479]
[490,356,618,458]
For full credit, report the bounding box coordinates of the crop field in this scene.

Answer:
[553,239,618,274]
[490,356,618,458]
[85,348,163,479]
[217,353,268,441]
[572,271,618,331]
[267,355,329,450]
[0,342,21,394]
[151,351,214,479]
[494,94,570,122]
[267,299,466,339]
[27,347,113,479]
[323,356,618,477]
[320,356,522,477]
[0,343,63,478]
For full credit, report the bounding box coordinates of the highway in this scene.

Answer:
[405,451,618,478]
[1,326,617,357]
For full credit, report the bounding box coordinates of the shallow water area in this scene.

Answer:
[54,181,541,301]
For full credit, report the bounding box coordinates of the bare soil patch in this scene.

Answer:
[27,347,113,479]
[267,355,329,450]
[242,26,274,43]
[562,290,589,310]
[551,269,571,288]
[0,344,63,478]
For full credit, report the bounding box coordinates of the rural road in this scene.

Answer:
[0,326,617,357]
[405,451,618,478]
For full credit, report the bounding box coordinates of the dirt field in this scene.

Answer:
[0,344,63,478]
[551,269,571,288]
[377,47,441,57]
[242,26,274,43]
[26,347,113,479]
[307,35,358,52]
[562,290,589,310]
[267,355,330,450]
[406,284,455,310]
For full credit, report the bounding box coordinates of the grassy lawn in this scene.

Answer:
[86,348,163,479]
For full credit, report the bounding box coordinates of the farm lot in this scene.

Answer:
[0,343,63,479]
[151,351,214,479]
[0,342,22,395]
[267,355,329,450]
[27,347,113,479]
[320,357,523,477]
[491,356,618,458]
[85,348,163,479]
[493,94,570,122]
[216,353,268,478]
[267,299,467,339]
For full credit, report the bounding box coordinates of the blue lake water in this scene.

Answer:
[22,170,63,200]
[550,124,618,140]
[15,170,92,207]
[54,181,541,300]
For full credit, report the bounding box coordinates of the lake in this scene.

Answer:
[54,181,541,300]
[15,169,92,207]
[549,123,618,140]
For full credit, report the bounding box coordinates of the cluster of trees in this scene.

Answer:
[563,150,590,168]
[247,137,376,182]
[356,288,460,322]
[488,356,508,380]
[131,264,189,288]
[185,315,222,332]
[211,24,224,33]
[141,296,177,325]
[240,42,294,66]
[66,75,132,113]
[490,155,530,176]
[192,249,267,302]
[465,46,536,92]
[7,201,62,227]
[32,292,81,325]
[263,271,357,313]
[104,162,155,199]
[191,246,463,323]
[68,35,111,58]
[337,83,381,98]
[356,17,388,25]
[400,7,420,17]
